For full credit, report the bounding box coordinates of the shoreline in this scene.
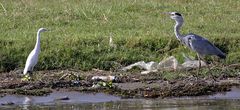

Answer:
[0,69,239,98]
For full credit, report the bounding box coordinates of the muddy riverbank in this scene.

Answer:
[0,68,240,98]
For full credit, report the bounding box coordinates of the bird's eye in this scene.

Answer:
[175,13,182,16]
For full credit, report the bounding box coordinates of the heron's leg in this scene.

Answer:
[208,63,216,81]
[204,57,211,71]
[197,53,201,77]
[202,57,216,80]
[201,57,210,71]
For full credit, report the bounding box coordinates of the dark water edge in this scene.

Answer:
[1,87,240,110]
[1,99,240,110]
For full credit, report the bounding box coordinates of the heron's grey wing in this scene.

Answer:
[181,34,194,49]
[188,34,226,58]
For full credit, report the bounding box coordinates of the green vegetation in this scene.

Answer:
[0,0,239,72]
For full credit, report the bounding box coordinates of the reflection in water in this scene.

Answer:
[21,99,238,110]
[0,88,240,110]
[142,100,153,110]
[78,99,240,110]
[23,97,32,110]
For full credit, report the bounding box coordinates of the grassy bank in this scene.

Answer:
[0,0,240,72]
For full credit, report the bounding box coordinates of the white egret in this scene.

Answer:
[23,28,47,75]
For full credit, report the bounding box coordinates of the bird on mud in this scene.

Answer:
[22,28,48,80]
[166,12,226,74]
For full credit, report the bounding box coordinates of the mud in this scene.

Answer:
[0,68,239,98]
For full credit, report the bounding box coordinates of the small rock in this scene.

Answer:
[121,61,158,72]
[91,75,115,82]
[55,96,70,100]
[1,102,14,105]
[181,53,207,69]
[157,56,180,70]
[141,70,158,74]
[92,84,101,88]
[0,94,6,97]
[182,60,206,69]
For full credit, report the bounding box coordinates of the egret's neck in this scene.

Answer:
[174,20,184,40]
[34,31,41,51]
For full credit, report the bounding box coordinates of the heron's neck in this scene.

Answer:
[174,20,184,40]
[34,31,41,51]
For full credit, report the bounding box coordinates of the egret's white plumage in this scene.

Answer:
[23,28,47,75]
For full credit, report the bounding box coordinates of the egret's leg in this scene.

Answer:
[26,66,34,79]
[30,66,34,75]
[30,66,34,71]
[29,71,33,75]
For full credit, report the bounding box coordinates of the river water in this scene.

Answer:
[0,87,240,110]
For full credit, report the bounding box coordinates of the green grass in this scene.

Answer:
[0,0,240,72]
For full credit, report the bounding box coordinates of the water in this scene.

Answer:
[1,87,240,110]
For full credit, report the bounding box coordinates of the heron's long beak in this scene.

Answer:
[161,12,171,15]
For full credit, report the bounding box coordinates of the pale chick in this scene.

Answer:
[109,33,116,48]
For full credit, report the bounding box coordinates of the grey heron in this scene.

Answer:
[23,28,47,79]
[167,12,226,74]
